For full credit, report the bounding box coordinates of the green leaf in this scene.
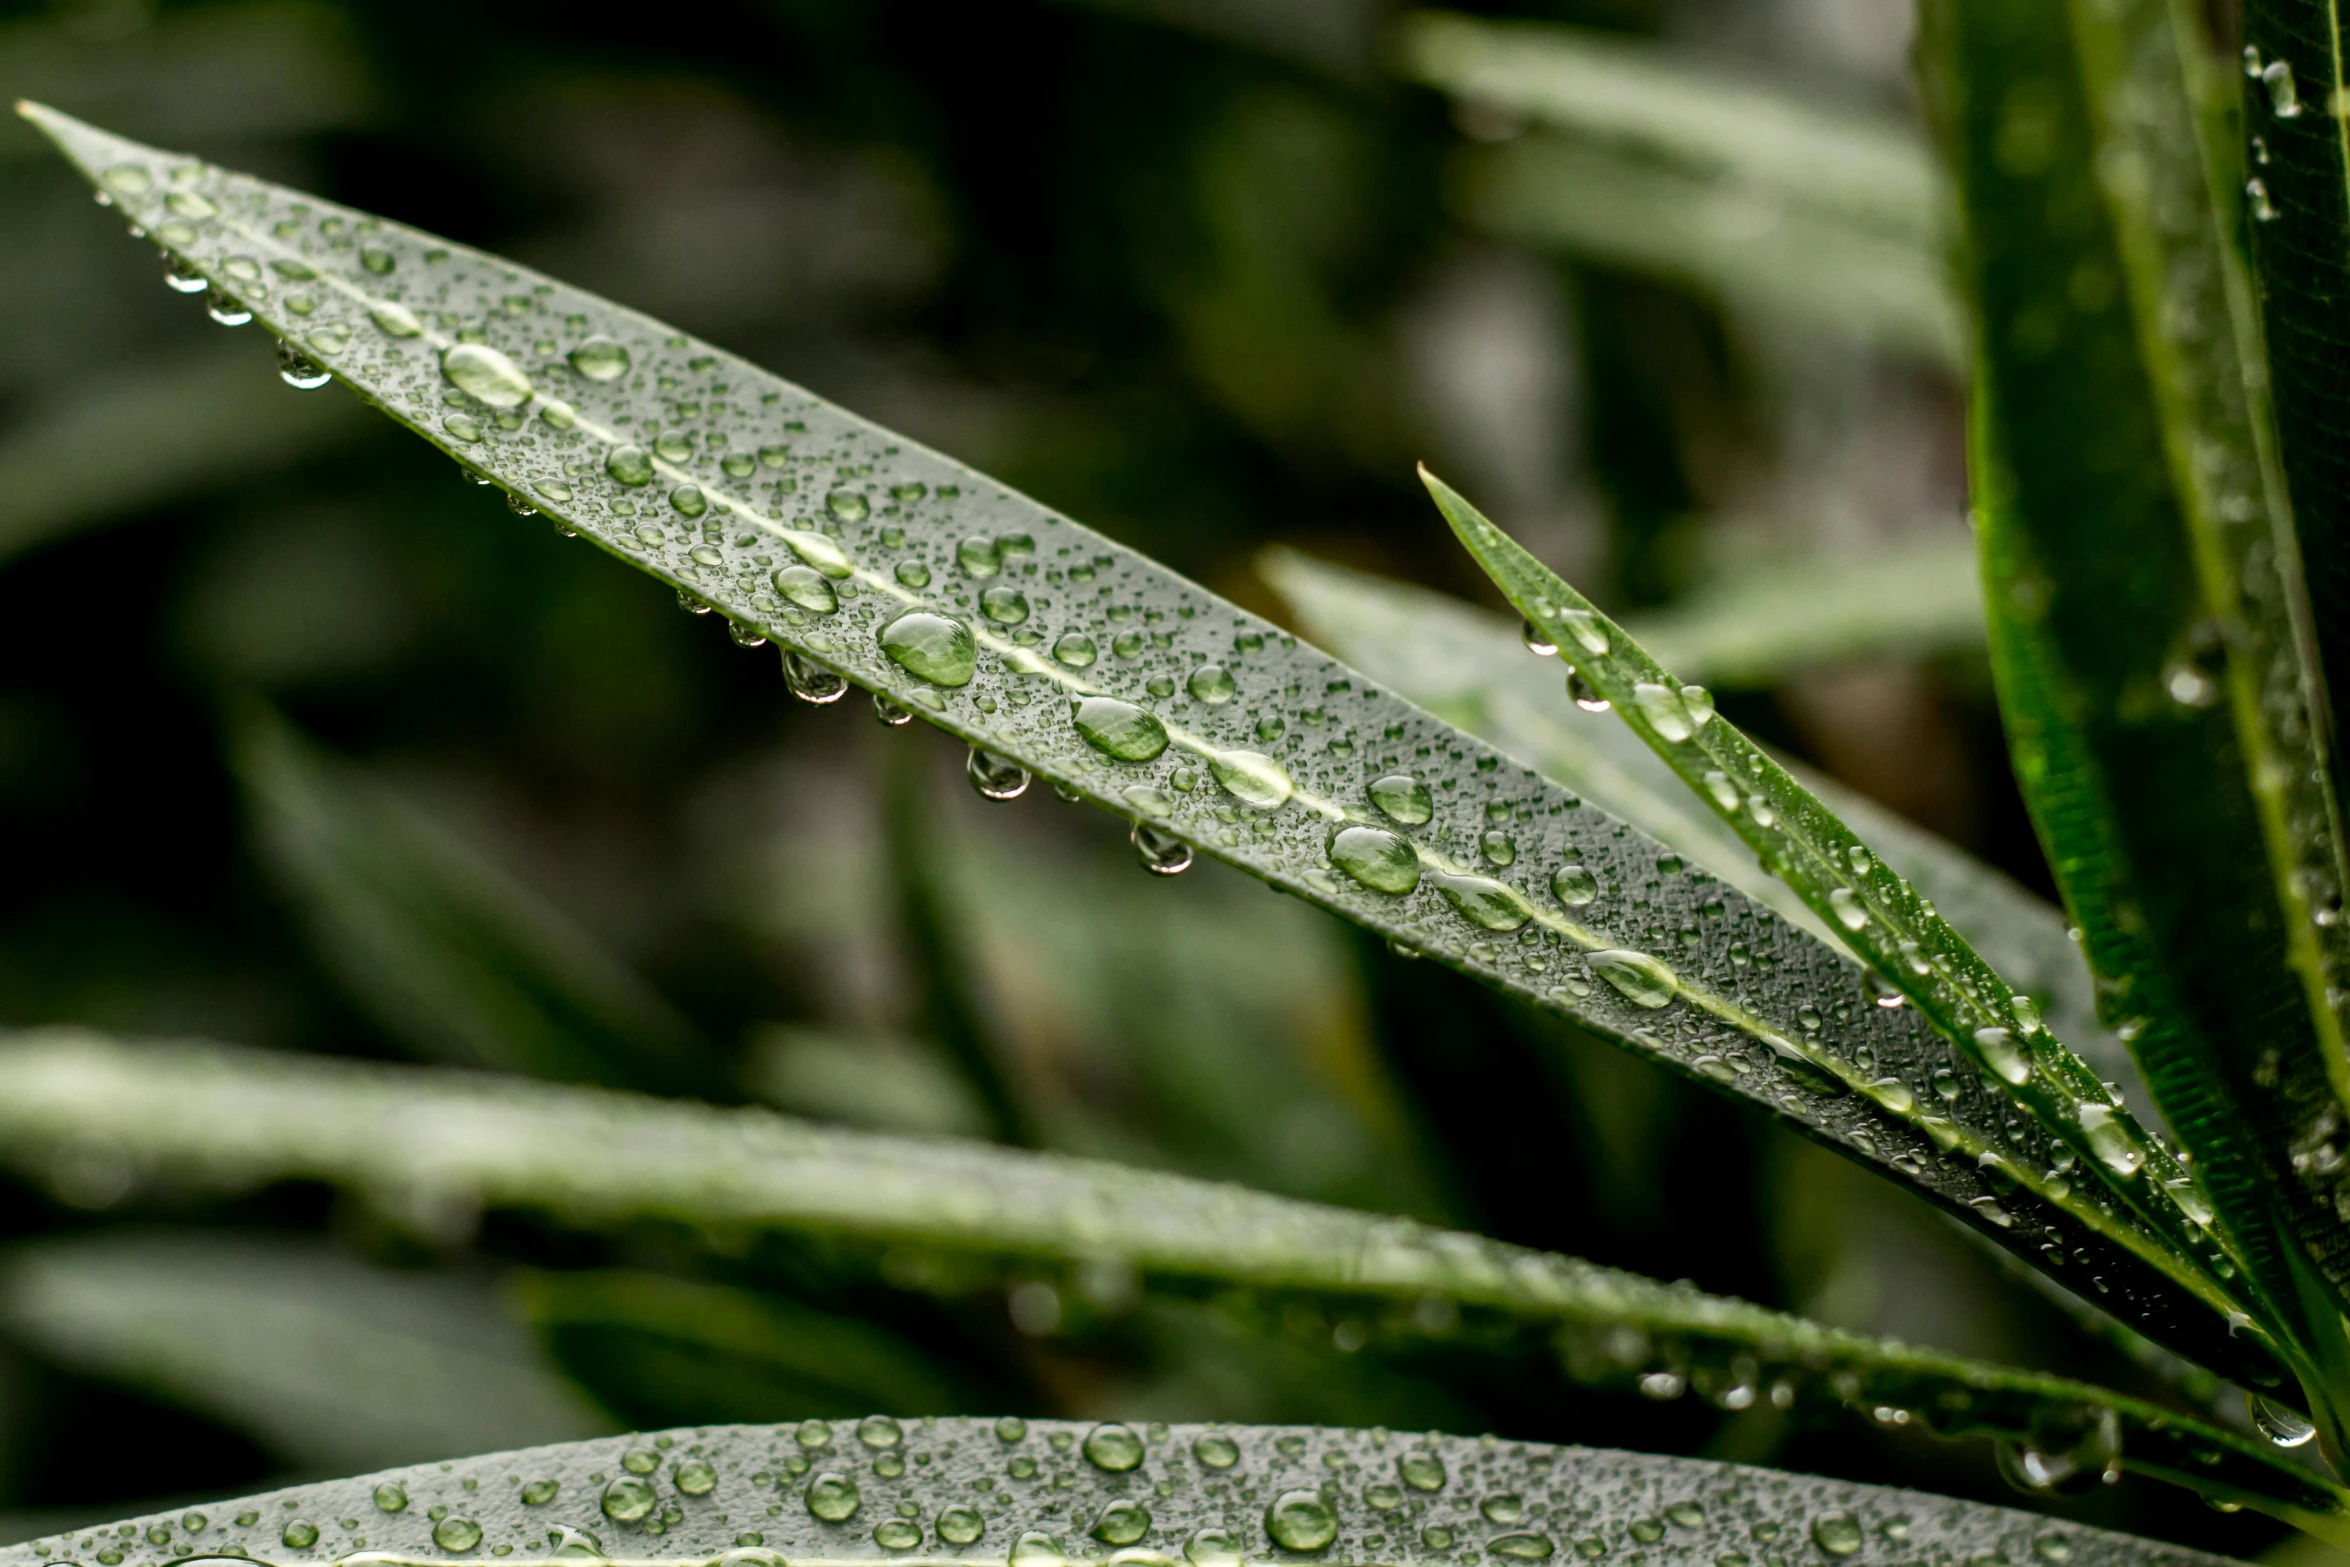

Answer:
[515,1269,979,1429]
[2237,0,2350,770]
[1917,0,2350,1421]
[0,1031,2337,1531]
[1425,469,2263,1381]
[14,103,2279,1392]
[0,1418,2263,1567]
[0,1229,611,1473]
[1260,547,2143,1116]
[232,703,725,1096]
[1397,12,1959,364]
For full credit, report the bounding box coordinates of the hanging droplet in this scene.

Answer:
[1568,668,1610,712]
[2265,59,2303,117]
[1133,823,1192,876]
[1994,1407,2122,1495]
[2249,1394,2317,1448]
[2248,177,2279,221]
[1522,619,1558,656]
[729,620,769,648]
[505,492,537,516]
[274,338,331,389]
[969,748,1030,800]
[781,650,848,703]
[677,589,713,615]
[161,252,207,293]
[204,285,251,326]
[872,692,912,726]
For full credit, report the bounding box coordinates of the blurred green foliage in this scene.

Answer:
[0,0,2267,1559]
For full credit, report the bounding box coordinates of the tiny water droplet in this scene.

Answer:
[781,650,848,703]
[162,253,207,293]
[2248,177,2279,221]
[1588,949,1678,1009]
[968,748,1030,800]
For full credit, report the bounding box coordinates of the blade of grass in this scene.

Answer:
[1918,0,2350,1431]
[0,1030,2337,1531]
[1426,468,2263,1388]
[15,104,2274,1393]
[233,703,724,1097]
[0,1417,2270,1567]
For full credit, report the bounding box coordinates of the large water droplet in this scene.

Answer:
[1809,1515,1863,1557]
[2250,1394,2317,1447]
[968,748,1030,800]
[774,565,839,614]
[805,1472,861,1522]
[433,1520,482,1552]
[2265,59,2303,117]
[1330,825,1419,895]
[1083,1423,1146,1471]
[1633,682,1694,742]
[1588,949,1678,1009]
[1973,1026,2031,1085]
[2077,1102,2143,1177]
[1212,751,1292,809]
[370,301,422,338]
[783,530,855,579]
[442,343,534,408]
[569,335,632,381]
[880,610,977,687]
[1194,1434,1241,1470]
[1994,1407,2122,1495]
[1074,696,1170,762]
[1551,864,1599,907]
[1188,663,1236,703]
[1368,773,1432,824]
[1263,1491,1337,1553]
[603,1478,656,1523]
[938,1507,985,1546]
[1397,1451,1445,1492]
[1090,1502,1151,1547]
[1185,1528,1243,1567]
[1431,872,1531,931]
[205,285,251,326]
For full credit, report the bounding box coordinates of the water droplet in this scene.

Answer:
[522,1481,559,1506]
[1431,871,1532,931]
[276,339,331,389]
[2265,59,2303,116]
[783,530,854,579]
[1589,949,1678,1009]
[854,1414,901,1448]
[1368,773,1433,824]
[806,1472,860,1522]
[941,1507,986,1546]
[1973,1026,2031,1085]
[774,565,839,614]
[2078,1102,2143,1177]
[1866,1077,1915,1113]
[2248,177,2279,221]
[1551,864,1599,906]
[1194,1434,1241,1470]
[874,1525,920,1555]
[1397,1451,1445,1492]
[569,336,632,381]
[1558,608,1608,656]
[1072,696,1170,762]
[1329,825,1420,895]
[442,343,534,409]
[1185,1528,1244,1567]
[205,285,251,326]
[2250,1394,2317,1447]
[1829,888,1869,931]
[2033,1537,2075,1563]
[781,651,848,703]
[283,1523,319,1550]
[798,1419,834,1448]
[624,1447,661,1475]
[162,252,207,293]
[371,301,422,338]
[1212,750,1293,809]
[656,432,694,462]
[103,162,153,195]
[1264,1491,1337,1553]
[873,692,912,726]
[373,1485,407,1514]
[982,585,1032,624]
[1810,1515,1863,1557]
[1091,1502,1151,1547]
[1703,771,1739,812]
[958,535,1002,577]
[1134,823,1193,875]
[1634,682,1694,742]
[672,484,708,517]
[433,1519,482,1552]
[881,610,977,687]
[1081,1422,1146,1471]
[605,444,654,486]
[1681,685,1715,727]
[1995,1407,2121,1495]
[1013,1532,1066,1567]
[1490,1537,1554,1562]
[1482,1496,1524,1525]
[165,189,217,219]
[1480,830,1516,866]
[1189,663,1237,703]
[1568,669,1610,712]
[969,748,1030,800]
[729,620,768,648]
[603,1478,656,1523]
[1522,620,1558,656]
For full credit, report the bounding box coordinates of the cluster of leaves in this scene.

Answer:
[9,0,2350,1562]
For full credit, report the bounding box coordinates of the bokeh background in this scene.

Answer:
[0,0,2282,1559]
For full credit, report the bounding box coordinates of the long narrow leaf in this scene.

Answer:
[1426,470,2261,1387]
[15,105,2275,1393]
[1918,0,2350,1424]
[0,1031,2335,1530]
[0,1419,2257,1567]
